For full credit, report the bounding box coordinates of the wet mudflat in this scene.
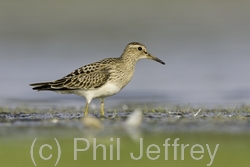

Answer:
[1,104,250,136]
[1,104,250,167]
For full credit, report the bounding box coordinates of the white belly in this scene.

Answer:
[72,82,121,103]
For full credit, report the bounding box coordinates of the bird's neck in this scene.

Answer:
[120,54,138,67]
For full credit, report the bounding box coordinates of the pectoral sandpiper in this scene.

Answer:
[30,42,165,116]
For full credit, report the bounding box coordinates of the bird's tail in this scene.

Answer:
[30,82,53,91]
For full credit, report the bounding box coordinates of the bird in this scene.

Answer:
[30,42,165,116]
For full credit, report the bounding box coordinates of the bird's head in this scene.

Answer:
[122,42,165,65]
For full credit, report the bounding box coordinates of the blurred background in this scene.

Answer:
[1,0,250,106]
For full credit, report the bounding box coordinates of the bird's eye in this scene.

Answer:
[138,47,142,51]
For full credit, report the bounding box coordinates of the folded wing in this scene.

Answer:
[30,60,111,91]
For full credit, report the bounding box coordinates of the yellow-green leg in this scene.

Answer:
[84,103,89,116]
[100,98,105,116]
